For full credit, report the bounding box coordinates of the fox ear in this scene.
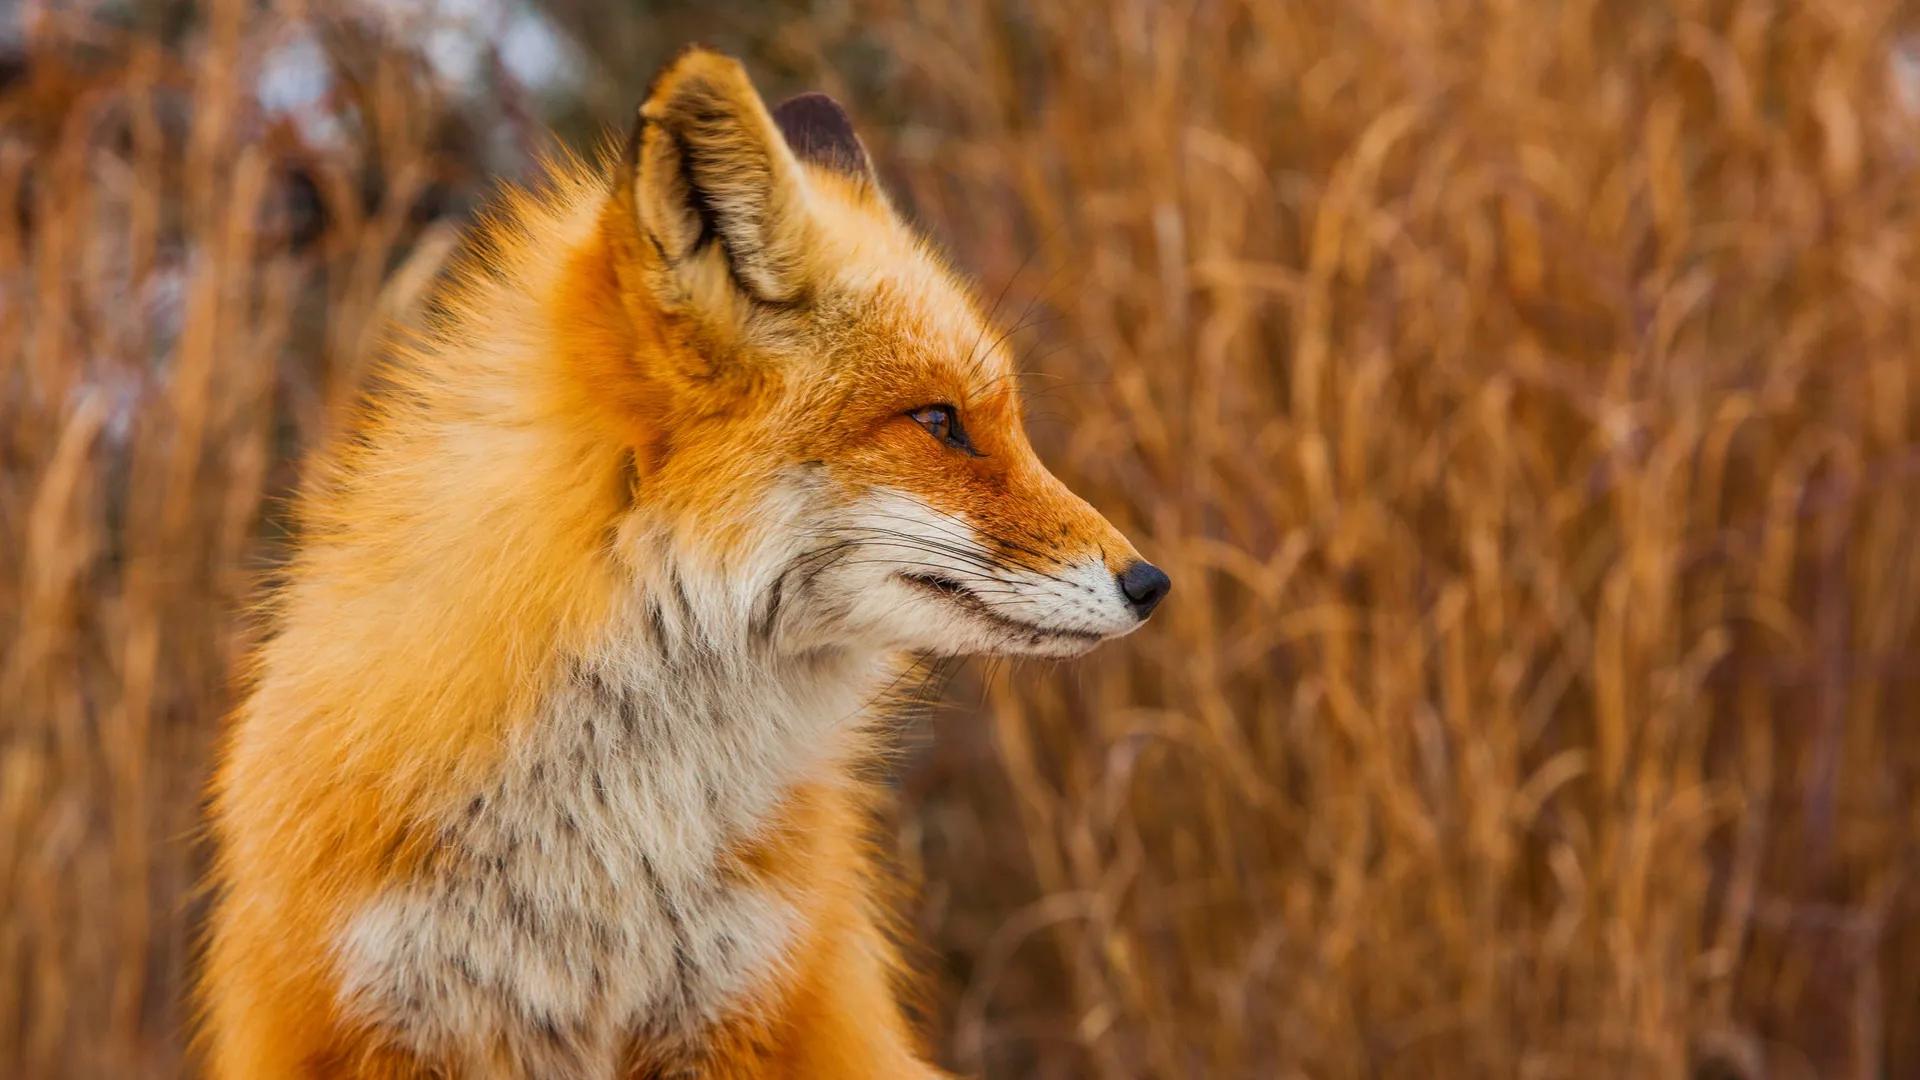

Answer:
[771,93,877,188]
[629,48,812,305]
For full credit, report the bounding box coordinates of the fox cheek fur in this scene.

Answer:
[200,47,1167,1078]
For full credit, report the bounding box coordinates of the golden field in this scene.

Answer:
[4,0,1919,1076]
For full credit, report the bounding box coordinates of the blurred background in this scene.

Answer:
[5,0,1920,1076]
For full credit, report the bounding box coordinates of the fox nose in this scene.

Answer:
[1116,560,1171,620]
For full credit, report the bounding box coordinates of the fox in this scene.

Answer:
[200,46,1170,1079]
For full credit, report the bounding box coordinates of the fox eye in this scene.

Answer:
[908,404,979,455]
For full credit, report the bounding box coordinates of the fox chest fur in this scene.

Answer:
[332,620,878,1077]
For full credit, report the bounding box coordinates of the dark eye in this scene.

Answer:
[908,404,979,455]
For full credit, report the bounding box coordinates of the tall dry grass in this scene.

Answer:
[5,1,1920,1077]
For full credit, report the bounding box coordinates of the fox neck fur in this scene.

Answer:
[331,580,894,1075]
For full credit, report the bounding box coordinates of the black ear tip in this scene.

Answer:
[772,92,872,179]
[774,92,854,133]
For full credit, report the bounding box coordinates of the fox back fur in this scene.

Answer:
[201,47,1167,1079]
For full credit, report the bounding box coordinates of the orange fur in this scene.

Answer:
[201,48,1155,1078]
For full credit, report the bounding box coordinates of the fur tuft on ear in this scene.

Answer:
[772,93,876,186]
[630,48,813,305]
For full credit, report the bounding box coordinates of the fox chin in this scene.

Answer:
[200,45,1168,1079]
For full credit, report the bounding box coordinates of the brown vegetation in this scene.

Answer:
[4,1,1918,1076]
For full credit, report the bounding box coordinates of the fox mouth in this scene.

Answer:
[897,572,1103,646]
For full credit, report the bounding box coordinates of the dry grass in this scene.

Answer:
[5,1,1920,1077]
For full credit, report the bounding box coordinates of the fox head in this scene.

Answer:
[582,48,1168,660]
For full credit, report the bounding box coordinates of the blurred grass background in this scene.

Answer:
[5,0,1920,1076]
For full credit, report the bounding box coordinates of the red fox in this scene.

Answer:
[201,47,1169,1078]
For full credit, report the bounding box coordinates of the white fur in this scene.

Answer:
[335,475,890,1076]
